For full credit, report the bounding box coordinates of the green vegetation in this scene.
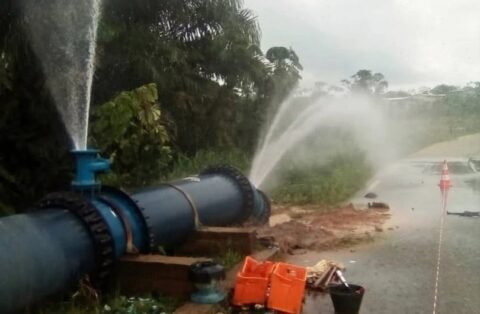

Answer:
[102,296,178,314]
[90,83,172,188]
[31,295,178,314]
[3,0,478,215]
[3,0,480,312]
[162,149,250,182]
[386,82,480,156]
[270,151,372,205]
[215,249,243,270]
[0,0,302,214]
[341,69,389,95]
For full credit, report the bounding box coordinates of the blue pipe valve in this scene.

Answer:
[71,149,111,191]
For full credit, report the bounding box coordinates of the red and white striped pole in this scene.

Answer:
[438,160,452,213]
[433,160,453,314]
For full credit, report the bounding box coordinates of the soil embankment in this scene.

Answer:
[258,204,390,254]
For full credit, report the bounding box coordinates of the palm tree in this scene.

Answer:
[95,0,268,152]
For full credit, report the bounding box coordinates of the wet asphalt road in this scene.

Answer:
[287,159,480,314]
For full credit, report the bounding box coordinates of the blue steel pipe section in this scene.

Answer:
[0,152,270,313]
[99,186,150,254]
[131,165,270,251]
[0,187,150,313]
[0,210,96,313]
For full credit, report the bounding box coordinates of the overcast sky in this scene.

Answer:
[244,0,480,90]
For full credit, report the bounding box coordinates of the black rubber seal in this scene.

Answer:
[37,191,115,288]
[201,164,255,223]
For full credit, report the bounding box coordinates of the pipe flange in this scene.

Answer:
[142,212,157,253]
[100,186,155,253]
[201,165,254,223]
[37,192,115,288]
[101,187,155,253]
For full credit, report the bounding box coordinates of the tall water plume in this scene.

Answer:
[250,95,396,189]
[21,0,102,149]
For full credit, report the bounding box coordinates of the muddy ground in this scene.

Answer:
[257,203,391,254]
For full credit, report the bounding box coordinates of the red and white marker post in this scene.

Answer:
[438,160,452,213]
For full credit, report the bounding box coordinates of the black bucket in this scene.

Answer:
[329,284,365,314]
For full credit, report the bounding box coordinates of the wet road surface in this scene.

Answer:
[287,158,480,313]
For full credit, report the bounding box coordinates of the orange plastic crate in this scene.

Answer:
[232,256,275,306]
[267,262,307,314]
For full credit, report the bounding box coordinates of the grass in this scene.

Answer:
[215,249,243,270]
[392,114,480,156]
[264,112,480,205]
[28,290,179,314]
[159,143,373,207]
[100,295,179,314]
[161,149,250,181]
[268,151,372,205]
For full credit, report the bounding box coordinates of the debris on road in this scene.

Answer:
[306,259,345,291]
[446,211,480,217]
[368,202,390,209]
[335,269,350,290]
[307,259,344,276]
[364,192,378,199]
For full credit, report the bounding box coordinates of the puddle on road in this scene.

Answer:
[464,178,480,192]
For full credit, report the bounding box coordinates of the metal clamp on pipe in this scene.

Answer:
[161,183,202,228]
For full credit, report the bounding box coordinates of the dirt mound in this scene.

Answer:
[259,221,335,253]
[310,205,389,230]
[258,204,390,254]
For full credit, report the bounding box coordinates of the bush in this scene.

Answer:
[90,83,172,188]
[31,294,178,314]
[162,149,250,181]
[269,152,372,205]
[102,295,178,314]
[162,147,371,206]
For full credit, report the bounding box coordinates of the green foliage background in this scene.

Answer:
[4,1,480,312]
[2,0,479,216]
[90,83,172,188]
[270,151,372,204]
[0,0,303,214]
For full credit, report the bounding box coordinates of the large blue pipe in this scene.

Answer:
[0,151,270,313]
[0,210,96,312]
[134,165,269,250]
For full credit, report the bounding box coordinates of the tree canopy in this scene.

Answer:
[342,69,388,95]
[0,0,302,213]
[430,84,458,95]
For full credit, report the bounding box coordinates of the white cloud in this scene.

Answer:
[245,0,480,89]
